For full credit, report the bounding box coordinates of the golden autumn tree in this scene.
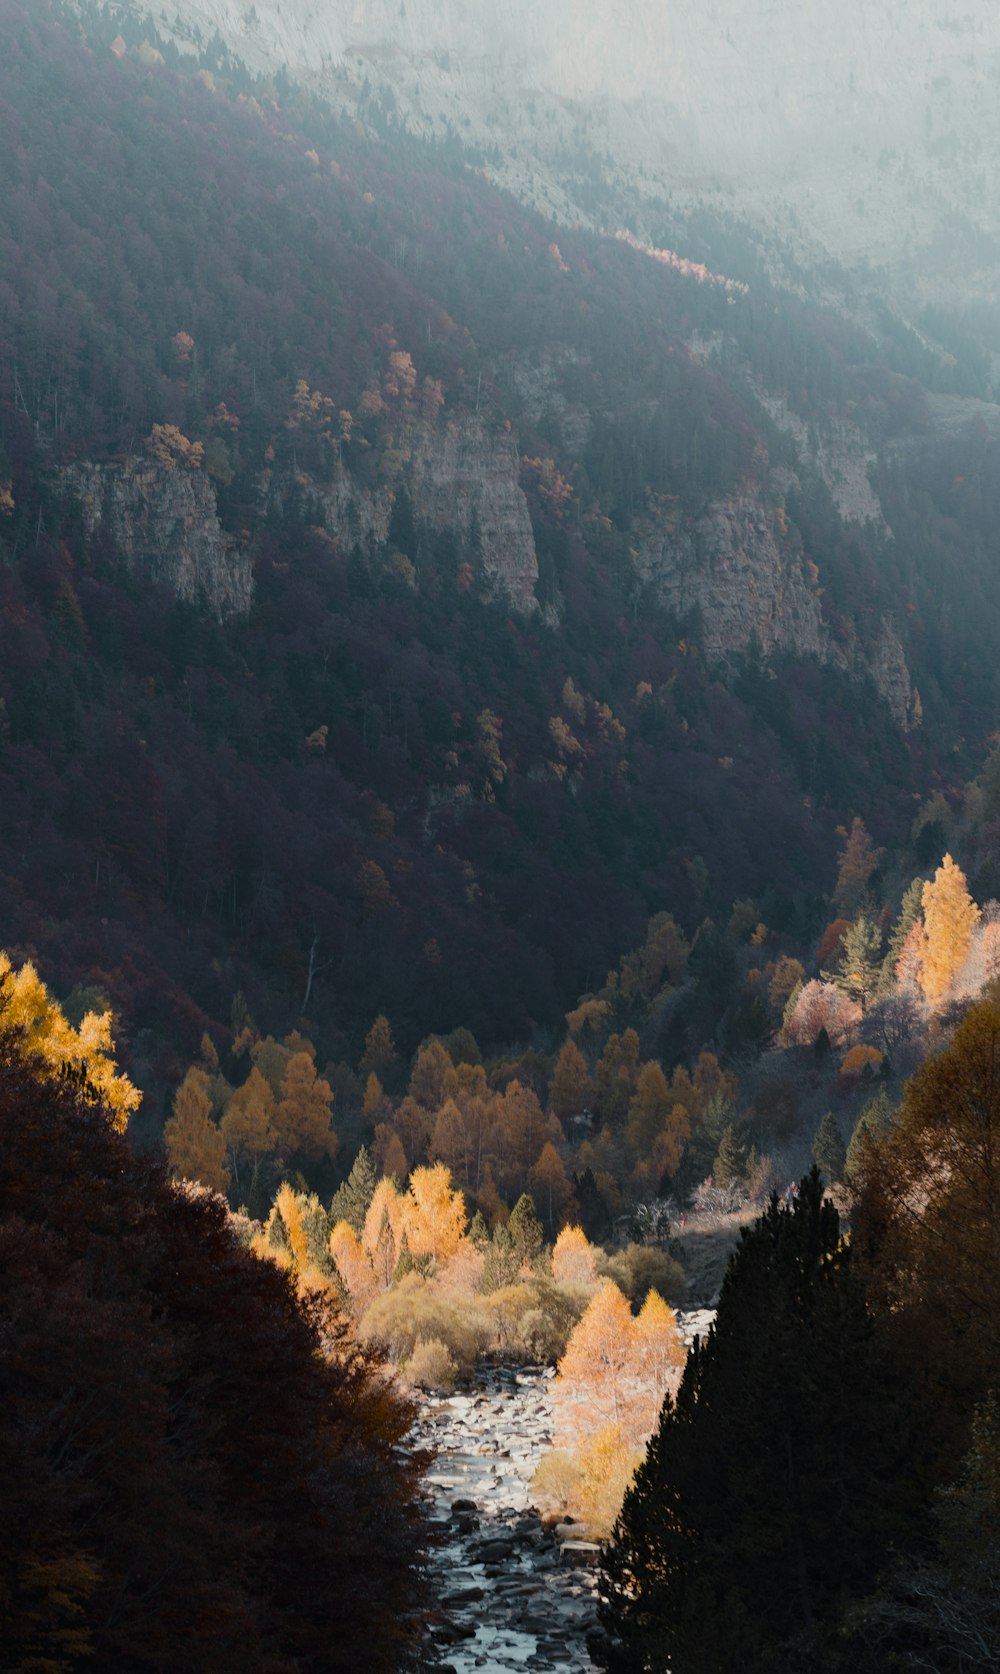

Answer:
[833,816,883,913]
[552,1224,599,1287]
[408,1038,454,1109]
[220,1065,276,1202]
[625,1062,671,1156]
[556,1282,636,1441]
[627,1289,686,1439]
[164,1067,230,1194]
[529,1140,574,1239]
[920,853,980,1008]
[329,1220,377,1309]
[0,954,140,1130]
[363,1177,406,1286]
[403,1163,467,1263]
[274,1051,336,1159]
[549,1039,592,1121]
[853,996,1000,1434]
[359,1013,396,1079]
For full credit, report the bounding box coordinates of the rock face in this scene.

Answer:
[62,458,253,619]
[635,489,827,665]
[63,416,539,619]
[633,486,912,725]
[314,417,539,612]
[411,419,539,613]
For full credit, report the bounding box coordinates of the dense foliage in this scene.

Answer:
[0,0,979,1133]
[0,1008,428,1672]
[598,1172,926,1673]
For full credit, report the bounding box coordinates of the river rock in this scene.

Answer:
[560,1542,602,1568]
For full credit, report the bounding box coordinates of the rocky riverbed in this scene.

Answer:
[413,1311,716,1671]
[414,1365,601,1672]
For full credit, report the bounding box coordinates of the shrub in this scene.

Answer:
[405,1337,458,1392]
[484,1278,589,1362]
[531,1448,582,1516]
[597,1243,686,1308]
[359,1272,488,1374]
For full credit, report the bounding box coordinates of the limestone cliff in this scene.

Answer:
[311,417,539,612]
[63,458,253,619]
[634,490,827,664]
[633,485,912,725]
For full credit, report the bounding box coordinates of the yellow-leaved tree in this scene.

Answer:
[552,1224,599,1287]
[556,1281,636,1441]
[0,954,140,1131]
[920,853,980,1008]
[403,1163,467,1263]
[164,1066,229,1194]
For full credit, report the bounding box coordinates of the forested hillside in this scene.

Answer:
[3,0,1000,1144]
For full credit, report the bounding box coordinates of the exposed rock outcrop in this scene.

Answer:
[314,416,539,611]
[634,485,912,724]
[634,488,827,663]
[62,458,253,619]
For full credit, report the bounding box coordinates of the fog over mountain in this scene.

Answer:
[93,0,1000,293]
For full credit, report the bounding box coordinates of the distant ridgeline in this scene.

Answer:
[3,0,1000,1131]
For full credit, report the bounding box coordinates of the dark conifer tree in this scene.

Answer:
[599,1171,926,1674]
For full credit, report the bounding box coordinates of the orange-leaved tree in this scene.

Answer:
[403,1163,467,1263]
[165,1067,230,1195]
[920,853,979,1008]
[552,1224,599,1287]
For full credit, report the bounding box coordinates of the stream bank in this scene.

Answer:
[414,1312,715,1670]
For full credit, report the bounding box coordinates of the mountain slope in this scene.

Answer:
[84,0,1000,295]
[3,0,1000,1133]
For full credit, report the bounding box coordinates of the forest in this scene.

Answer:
[2,1,1000,1667]
[2,0,1000,1143]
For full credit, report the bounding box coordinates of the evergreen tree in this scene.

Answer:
[508,1191,544,1263]
[467,1208,489,1246]
[712,1123,746,1191]
[827,915,882,1010]
[328,1144,377,1234]
[877,877,924,997]
[573,1167,612,1242]
[812,1111,846,1183]
[845,1087,896,1179]
[599,1173,925,1674]
[480,1223,520,1292]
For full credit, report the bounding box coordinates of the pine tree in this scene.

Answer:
[846,1087,895,1179]
[467,1208,489,1246]
[877,877,925,997]
[828,914,882,1010]
[328,1145,377,1234]
[712,1124,746,1191]
[508,1191,544,1263]
[481,1223,520,1292]
[599,1173,924,1674]
[812,1111,846,1183]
